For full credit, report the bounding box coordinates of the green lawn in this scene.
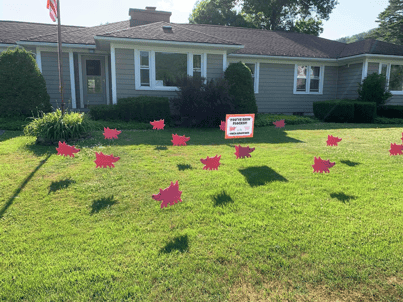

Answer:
[1,123,403,301]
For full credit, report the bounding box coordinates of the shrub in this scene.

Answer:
[254,114,316,127]
[313,100,355,123]
[170,76,235,127]
[357,73,392,106]
[374,117,403,124]
[118,96,171,123]
[88,97,171,124]
[24,109,92,144]
[0,47,52,117]
[352,101,376,123]
[224,62,258,114]
[88,104,119,121]
[377,105,403,119]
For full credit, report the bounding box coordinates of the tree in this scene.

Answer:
[189,0,339,36]
[367,0,403,45]
[336,29,376,43]
[189,0,256,27]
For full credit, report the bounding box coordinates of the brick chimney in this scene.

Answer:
[129,7,172,27]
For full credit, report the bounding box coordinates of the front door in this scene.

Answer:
[82,56,106,108]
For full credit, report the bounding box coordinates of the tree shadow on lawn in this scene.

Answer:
[23,143,56,157]
[212,191,234,207]
[0,130,24,143]
[340,160,361,167]
[90,195,118,215]
[239,166,288,187]
[48,178,76,194]
[79,127,304,148]
[330,192,357,203]
[0,154,51,218]
[159,235,189,254]
[154,145,168,151]
[177,164,193,171]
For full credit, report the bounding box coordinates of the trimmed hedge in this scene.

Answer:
[313,100,355,123]
[255,114,316,127]
[313,99,376,123]
[89,96,171,124]
[352,101,376,123]
[377,105,403,119]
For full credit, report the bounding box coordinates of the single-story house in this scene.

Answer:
[1,6,403,115]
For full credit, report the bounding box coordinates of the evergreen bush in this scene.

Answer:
[224,62,258,114]
[0,48,52,117]
[357,73,392,106]
[313,100,355,123]
[170,76,235,128]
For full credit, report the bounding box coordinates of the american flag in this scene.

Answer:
[46,0,57,22]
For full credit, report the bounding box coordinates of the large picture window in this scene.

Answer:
[378,63,403,93]
[135,50,206,90]
[294,65,324,94]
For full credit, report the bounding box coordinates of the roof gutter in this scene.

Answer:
[0,43,18,47]
[337,53,403,61]
[16,41,96,48]
[94,36,244,50]
[229,53,338,62]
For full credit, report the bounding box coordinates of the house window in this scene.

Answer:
[140,51,150,87]
[135,50,205,90]
[155,52,187,86]
[378,63,403,93]
[193,54,202,79]
[294,65,323,94]
[389,65,403,91]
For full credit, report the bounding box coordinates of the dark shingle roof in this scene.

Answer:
[178,23,347,58]
[97,21,242,46]
[3,19,403,59]
[339,39,403,58]
[21,20,130,45]
[0,20,84,44]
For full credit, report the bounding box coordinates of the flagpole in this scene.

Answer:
[56,0,64,115]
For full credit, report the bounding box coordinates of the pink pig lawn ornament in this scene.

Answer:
[103,127,121,139]
[94,152,120,168]
[389,143,403,156]
[230,126,236,131]
[150,119,165,130]
[327,135,342,146]
[56,141,80,157]
[219,121,226,131]
[200,155,221,170]
[171,134,190,146]
[273,120,285,128]
[234,145,255,159]
[312,157,335,173]
[152,181,183,208]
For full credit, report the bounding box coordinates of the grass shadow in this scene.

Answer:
[154,146,168,151]
[212,191,234,207]
[340,160,361,167]
[48,178,76,194]
[159,235,189,254]
[0,154,51,218]
[239,166,288,187]
[177,164,193,171]
[330,192,357,203]
[90,195,118,215]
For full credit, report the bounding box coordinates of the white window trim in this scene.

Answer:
[293,64,325,95]
[226,60,260,94]
[378,62,403,95]
[134,49,207,91]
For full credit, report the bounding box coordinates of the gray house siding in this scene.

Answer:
[207,54,223,81]
[257,63,338,114]
[41,51,71,109]
[336,63,362,99]
[367,62,379,75]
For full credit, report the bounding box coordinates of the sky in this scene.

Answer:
[0,0,391,41]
